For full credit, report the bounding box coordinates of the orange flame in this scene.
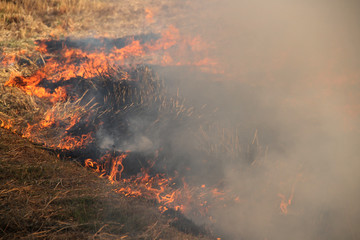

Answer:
[57,133,93,150]
[0,119,14,130]
[145,8,155,24]
[5,25,220,105]
[278,174,302,214]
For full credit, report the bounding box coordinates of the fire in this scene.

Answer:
[5,71,67,103]
[145,8,155,24]
[0,119,14,130]
[1,49,27,66]
[278,173,302,214]
[57,133,93,150]
[85,153,180,207]
[278,193,292,214]
[4,26,219,104]
[85,153,126,182]
[83,152,231,216]
[1,54,16,66]
[40,110,56,128]
[116,186,142,197]
[0,25,228,227]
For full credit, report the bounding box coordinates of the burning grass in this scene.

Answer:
[0,36,253,238]
[0,33,266,228]
[0,2,261,237]
[0,37,226,236]
[0,127,213,239]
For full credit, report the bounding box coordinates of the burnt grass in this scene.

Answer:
[0,127,213,240]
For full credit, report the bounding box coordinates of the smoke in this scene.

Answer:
[68,0,360,238]
[150,0,360,239]
[96,117,156,153]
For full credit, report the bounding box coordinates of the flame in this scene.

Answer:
[84,153,199,213]
[40,110,56,128]
[278,193,291,214]
[1,54,16,66]
[145,8,155,24]
[35,41,48,53]
[57,133,93,150]
[108,153,127,184]
[116,186,142,197]
[278,174,302,214]
[1,49,27,66]
[0,119,14,130]
[5,71,67,103]
[4,26,219,103]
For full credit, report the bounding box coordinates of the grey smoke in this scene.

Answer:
[96,117,156,153]
[153,0,360,239]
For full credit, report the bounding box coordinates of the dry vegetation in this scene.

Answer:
[0,0,150,41]
[0,0,198,46]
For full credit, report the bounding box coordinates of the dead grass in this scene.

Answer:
[0,127,212,239]
[0,0,153,43]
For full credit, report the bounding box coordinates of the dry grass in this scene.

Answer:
[0,0,204,49]
[0,0,151,41]
[0,0,175,70]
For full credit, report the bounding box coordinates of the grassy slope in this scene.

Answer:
[0,1,212,239]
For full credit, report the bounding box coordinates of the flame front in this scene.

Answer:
[0,26,229,222]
